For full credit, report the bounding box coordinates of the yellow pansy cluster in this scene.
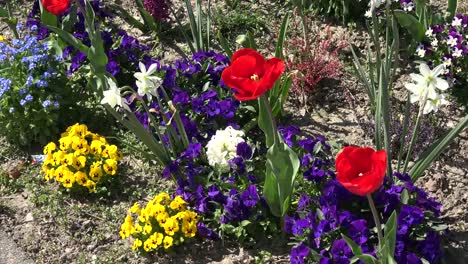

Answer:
[120,193,198,252]
[41,123,122,192]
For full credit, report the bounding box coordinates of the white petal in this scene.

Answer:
[426,86,438,100]
[410,94,420,104]
[419,63,431,77]
[435,78,449,91]
[147,63,157,75]
[139,62,146,73]
[410,73,425,84]
[431,64,445,77]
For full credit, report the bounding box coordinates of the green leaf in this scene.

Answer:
[394,10,425,41]
[218,31,233,58]
[342,234,363,255]
[38,0,58,27]
[0,7,9,17]
[354,254,378,264]
[447,0,457,20]
[47,26,89,54]
[275,13,289,59]
[263,142,300,217]
[258,96,275,148]
[410,115,467,181]
[61,5,78,32]
[383,210,397,258]
[135,0,158,31]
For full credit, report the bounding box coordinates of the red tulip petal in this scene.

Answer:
[231,55,264,78]
[258,58,285,92]
[231,48,260,63]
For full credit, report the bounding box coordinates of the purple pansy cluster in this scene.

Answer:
[417,14,468,107]
[418,14,467,63]
[286,162,443,264]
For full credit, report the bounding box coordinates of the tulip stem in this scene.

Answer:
[367,194,383,255]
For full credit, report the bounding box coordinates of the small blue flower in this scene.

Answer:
[53,101,60,108]
[20,99,27,106]
[30,25,38,31]
[42,100,51,108]
[9,107,15,113]
[25,94,33,101]
[19,88,27,95]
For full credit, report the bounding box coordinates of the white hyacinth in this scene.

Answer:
[206,126,245,172]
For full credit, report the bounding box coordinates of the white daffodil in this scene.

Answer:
[408,63,449,98]
[405,63,450,114]
[101,77,129,111]
[423,93,448,114]
[134,62,163,98]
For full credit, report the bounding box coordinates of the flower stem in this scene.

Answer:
[367,194,383,254]
[402,91,428,174]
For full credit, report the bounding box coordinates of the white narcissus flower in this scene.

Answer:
[206,126,245,172]
[134,62,163,98]
[101,77,130,111]
[405,63,451,115]
[423,93,448,114]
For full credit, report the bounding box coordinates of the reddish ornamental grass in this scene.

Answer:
[42,0,71,15]
[335,146,387,196]
[221,48,285,101]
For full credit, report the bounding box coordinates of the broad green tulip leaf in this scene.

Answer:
[38,0,58,27]
[263,141,300,217]
[62,5,78,32]
[258,96,275,148]
[410,115,467,181]
[447,0,457,20]
[394,10,425,41]
[384,210,397,258]
[47,26,89,54]
[275,13,289,59]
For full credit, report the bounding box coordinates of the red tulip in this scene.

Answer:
[42,0,71,15]
[335,146,387,196]
[221,48,285,101]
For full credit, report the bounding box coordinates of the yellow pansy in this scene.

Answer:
[90,140,104,155]
[89,166,103,181]
[43,142,56,155]
[163,217,179,236]
[52,151,65,166]
[62,173,75,188]
[170,195,187,211]
[74,171,88,186]
[103,159,117,175]
[62,153,76,166]
[84,180,96,193]
[156,212,169,226]
[142,223,152,235]
[182,221,197,238]
[54,165,71,182]
[73,156,86,170]
[163,236,173,249]
[128,202,141,214]
[131,239,142,251]
[59,136,72,150]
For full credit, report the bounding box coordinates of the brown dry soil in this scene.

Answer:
[1,0,467,263]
